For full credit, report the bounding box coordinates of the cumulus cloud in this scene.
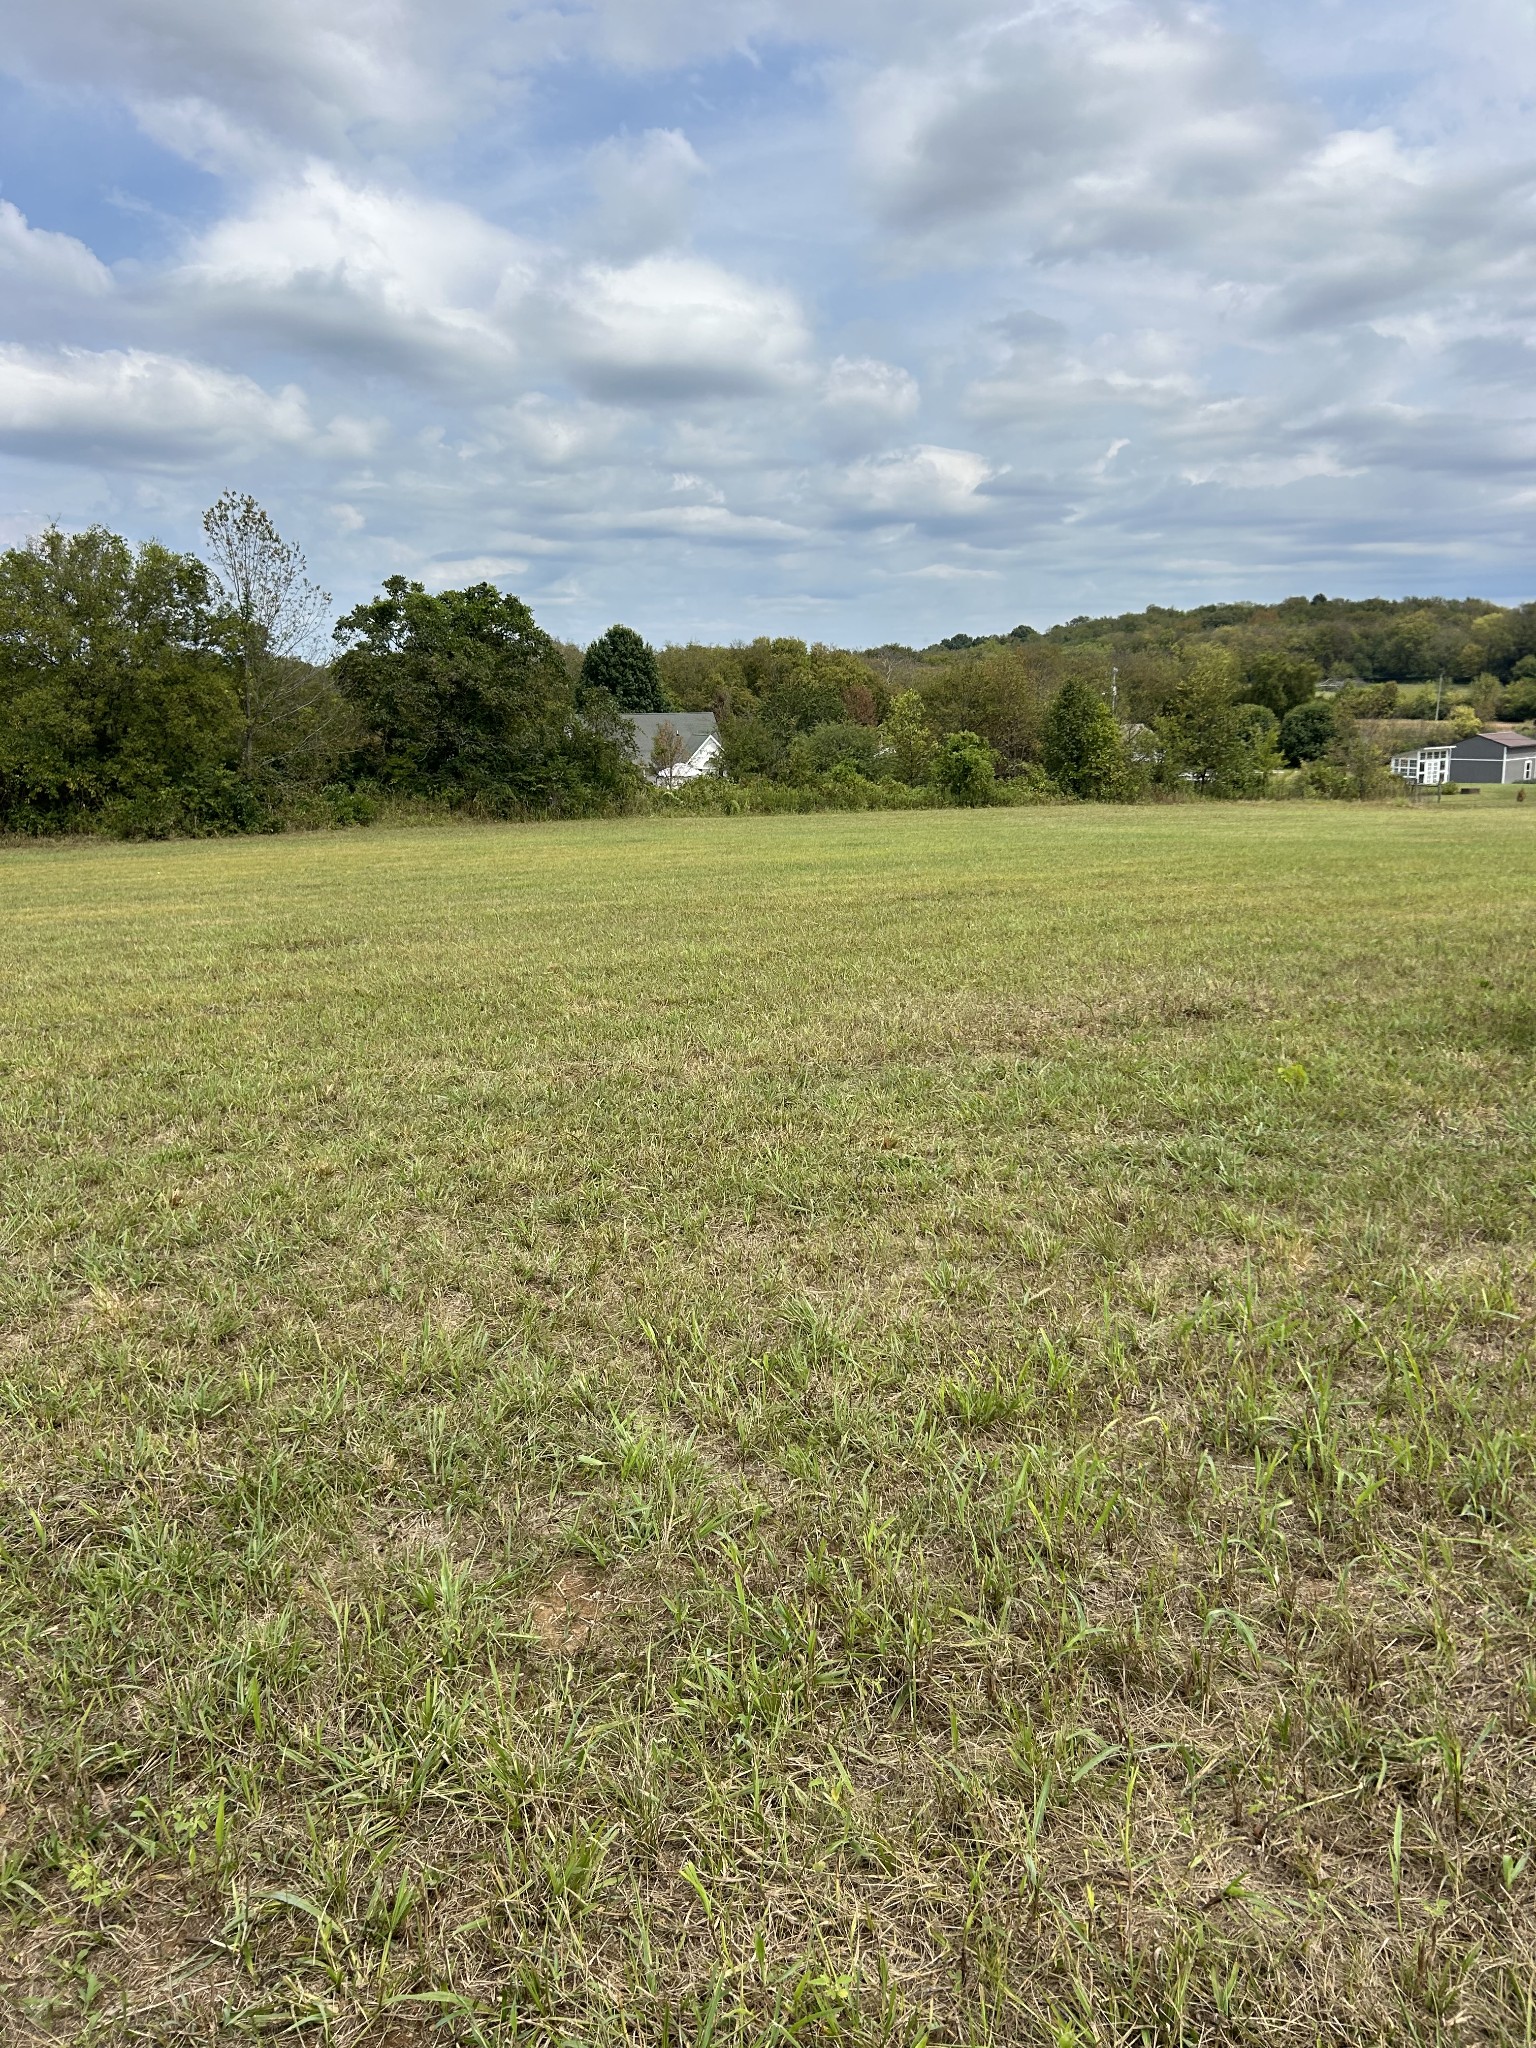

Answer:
[0,0,514,154]
[170,165,531,383]
[855,6,1310,251]
[0,345,370,467]
[554,256,812,400]
[0,0,1532,638]
[0,202,113,302]
[823,354,919,419]
[853,2,1536,338]
[841,444,995,520]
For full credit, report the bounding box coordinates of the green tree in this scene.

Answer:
[1239,648,1322,717]
[787,720,884,782]
[919,640,1064,768]
[1278,696,1336,765]
[930,730,996,806]
[1309,722,1396,799]
[1156,650,1272,795]
[1497,655,1536,720]
[879,690,935,783]
[1040,674,1123,797]
[334,578,633,812]
[0,524,239,831]
[581,624,666,711]
[758,644,872,734]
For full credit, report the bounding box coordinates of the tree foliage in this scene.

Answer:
[1279,697,1337,765]
[1155,651,1278,796]
[879,691,935,784]
[581,624,666,711]
[0,526,242,833]
[6,505,1528,839]
[1041,674,1124,798]
[929,731,996,806]
[334,578,634,813]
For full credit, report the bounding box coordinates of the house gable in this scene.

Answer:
[623,711,721,783]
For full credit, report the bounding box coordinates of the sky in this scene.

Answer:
[0,0,1532,648]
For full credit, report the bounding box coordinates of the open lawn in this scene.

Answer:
[2,804,1534,2045]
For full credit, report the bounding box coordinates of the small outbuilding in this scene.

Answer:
[1390,730,1536,787]
[624,711,721,787]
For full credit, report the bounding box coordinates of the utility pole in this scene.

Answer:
[1110,665,1119,714]
[1435,672,1445,720]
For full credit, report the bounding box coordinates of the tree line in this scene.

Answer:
[1,503,1532,836]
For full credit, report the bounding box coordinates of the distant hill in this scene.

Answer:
[905,595,1536,690]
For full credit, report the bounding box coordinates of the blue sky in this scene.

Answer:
[0,0,1532,647]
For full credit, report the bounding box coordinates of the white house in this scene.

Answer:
[1391,729,1536,786]
[624,712,721,787]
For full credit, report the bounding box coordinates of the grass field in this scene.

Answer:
[2,805,1534,2046]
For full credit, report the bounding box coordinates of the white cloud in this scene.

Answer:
[2,0,1534,638]
[0,345,368,467]
[171,165,531,383]
[421,552,533,586]
[841,444,995,518]
[0,202,112,301]
[555,256,812,399]
[823,354,919,420]
[855,5,1310,254]
[483,394,628,469]
[1,0,514,153]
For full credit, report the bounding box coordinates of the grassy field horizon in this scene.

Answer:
[2,805,1534,2043]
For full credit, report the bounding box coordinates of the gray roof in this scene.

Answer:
[623,711,719,762]
[1470,729,1536,749]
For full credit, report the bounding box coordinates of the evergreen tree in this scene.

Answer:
[581,624,666,711]
[1040,674,1123,797]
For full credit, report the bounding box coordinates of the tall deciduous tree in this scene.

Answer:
[333,577,633,812]
[1238,648,1322,717]
[1041,675,1123,798]
[581,624,666,711]
[1157,649,1276,795]
[202,492,333,778]
[0,525,238,830]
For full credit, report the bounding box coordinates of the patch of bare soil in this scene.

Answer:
[529,1561,607,1653]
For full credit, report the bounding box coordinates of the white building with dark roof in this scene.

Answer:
[624,712,721,787]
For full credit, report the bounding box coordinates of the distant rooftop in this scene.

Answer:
[622,712,719,763]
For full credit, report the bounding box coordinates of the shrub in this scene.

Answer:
[1279,697,1337,764]
[929,731,997,806]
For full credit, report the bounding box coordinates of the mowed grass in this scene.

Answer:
[2,805,1534,2046]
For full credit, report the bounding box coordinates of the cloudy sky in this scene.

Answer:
[0,0,1532,645]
